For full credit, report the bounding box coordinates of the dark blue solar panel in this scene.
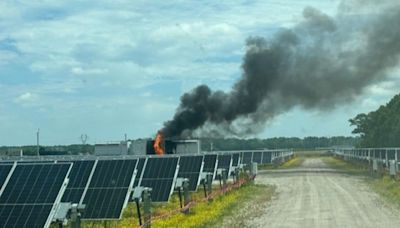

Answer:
[139,157,179,202]
[252,152,262,164]
[388,149,396,160]
[0,163,71,228]
[0,164,13,190]
[178,155,204,191]
[262,151,272,164]
[82,159,137,219]
[217,154,232,180]
[61,160,95,203]
[242,152,253,165]
[231,153,240,167]
[203,154,217,174]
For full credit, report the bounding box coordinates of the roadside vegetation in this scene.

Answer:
[258,156,305,170]
[368,176,400,208]
[280,156,304,169]
[321,156,368,175]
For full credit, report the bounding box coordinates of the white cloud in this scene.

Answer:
[14,92,38,104]
[71,67,108,75]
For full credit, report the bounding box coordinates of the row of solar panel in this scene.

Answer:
[0,149,292,227]
[334,148,400,161]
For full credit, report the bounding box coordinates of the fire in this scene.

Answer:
[153,130,165,155]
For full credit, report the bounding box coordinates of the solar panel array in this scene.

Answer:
[0,163,71,228]
[139,157,180,202]
[82,159,137,219]
[177,155,204,191]
[0,147,293,225]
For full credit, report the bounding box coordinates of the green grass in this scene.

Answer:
[368,175,400,208]
[321,156,369,175]
[258,155,305,170]
[280,156,305,169]
[152,183,274,228]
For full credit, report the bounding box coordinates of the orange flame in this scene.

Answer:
[154,131,165,155]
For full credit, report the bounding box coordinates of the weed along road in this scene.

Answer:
[248,158,400,228]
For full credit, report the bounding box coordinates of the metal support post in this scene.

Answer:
[221,169,227,189]
[143,188,152,228]
[70,204,85,228]
[183,179,191,214]
[135,198,142,226]
[234,168,240,183]
[206,173,213,201]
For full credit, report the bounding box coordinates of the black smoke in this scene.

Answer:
[162,1,400,138]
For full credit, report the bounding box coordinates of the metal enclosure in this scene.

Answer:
[94,142,128,156]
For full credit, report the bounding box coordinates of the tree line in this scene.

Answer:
[350,93,400,147]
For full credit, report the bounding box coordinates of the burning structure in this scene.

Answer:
[131,138,200,155]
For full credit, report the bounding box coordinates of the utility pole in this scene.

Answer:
[36,128,40,156]
[124,133,127,142]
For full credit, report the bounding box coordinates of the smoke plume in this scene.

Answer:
[162,1,400,138]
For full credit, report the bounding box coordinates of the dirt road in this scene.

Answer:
[249,158,400,228]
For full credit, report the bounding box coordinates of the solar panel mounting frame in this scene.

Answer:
[138,155,180,203]
[80,159,138,220]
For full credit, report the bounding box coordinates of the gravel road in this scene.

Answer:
[248,158,400,228]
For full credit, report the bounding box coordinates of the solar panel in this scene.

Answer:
[217,154,232,180]
[177,155,204,191]
[61,160,95,203]
[202,154,218,179]
[252,152,262,164]
[262,151,272,164]
[82,159,137,219]
[139,157,179,202]
[0,163,72,228]
[242,152,253,165]
[231,153,240,167]
[0,164,14,191]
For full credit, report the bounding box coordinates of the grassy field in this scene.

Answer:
[80,182,275,228]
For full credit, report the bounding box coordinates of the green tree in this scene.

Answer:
[349,93,400,147]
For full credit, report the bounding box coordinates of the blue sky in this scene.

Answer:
[1,0,399,145]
